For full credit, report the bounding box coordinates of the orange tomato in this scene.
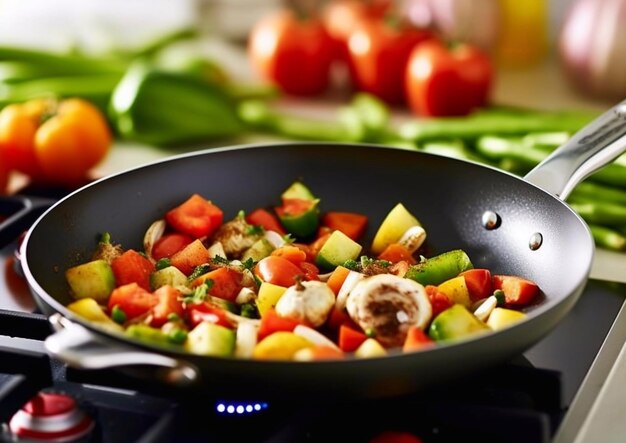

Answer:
[0,97,112,188]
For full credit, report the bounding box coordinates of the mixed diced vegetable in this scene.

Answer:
[64,180,541,361]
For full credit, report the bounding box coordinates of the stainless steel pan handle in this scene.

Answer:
[45,313,200,386]
[524,99,626,199]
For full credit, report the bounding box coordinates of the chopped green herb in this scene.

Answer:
[493,289,505,305]
[155,258,171,270]
[111,305,127,324]
[282,233,295,244]
[240,257,255,270]
[182,281,214,304]
[343,259,358,270]
[240,302,259,319]
[99,232,111,244]
[365,328,376,338]
[167,312,181,322]
[188,264,211,281]
[247,224,264,236]
[211,256,230,266]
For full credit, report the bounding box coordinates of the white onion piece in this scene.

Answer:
[559,0,626,100]
[235,322,258,359]
[264,230,286,249]
[335,270,366,312]
[143,219,166,262]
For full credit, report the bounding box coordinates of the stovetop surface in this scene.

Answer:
[1,189,625,442]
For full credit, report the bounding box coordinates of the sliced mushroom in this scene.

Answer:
[275,280,336,328]
[346,274,432,348]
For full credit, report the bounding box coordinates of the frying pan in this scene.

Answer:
[14,100,626,401]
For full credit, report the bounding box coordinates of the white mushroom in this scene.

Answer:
[275,281,336,328]
[346,274,432,348]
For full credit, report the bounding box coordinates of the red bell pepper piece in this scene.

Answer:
[108,282,158,319]
[190,267,243,302]
[492,275,540,306]
[170,239,210,276]
[245,207,286,235]
[338,324,367,352]
[320,211,368,240]
[424,285,453,318]
[165,194,223,239]
[459,268,492,302]
[150,285,184,327]
[186,302,233,329]
[152,233,193,261]
[402,325,434,352]
[377,243,417,265]
[110,249,155,291]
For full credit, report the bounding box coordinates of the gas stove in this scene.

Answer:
[1,189,625,443]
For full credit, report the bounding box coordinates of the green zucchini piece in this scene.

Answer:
[315,230,363,271]
[150,265,188,290]
[241,238,275,262]
[185,322,235,356]
[428,304,490,341]
[281,180,316,200]
[65,259,115,303]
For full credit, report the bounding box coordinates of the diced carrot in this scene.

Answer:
[326,265,352,295]
[303,345,346,360]
[190,267,243,302]
[338,324,367,352]
[110,249,155,291]
[377,243,417,264]
[321,211,368,240]
[271,244,308,265]
[170,239,210,275]
[402,326,434,352]
[257,308,303,341]
[492,275,540,306]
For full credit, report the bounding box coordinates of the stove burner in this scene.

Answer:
[8,392,94,442]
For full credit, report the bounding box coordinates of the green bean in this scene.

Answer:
[568,200,626,226]
[588,224,626,251]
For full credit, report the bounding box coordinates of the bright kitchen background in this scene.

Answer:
[0,0,624,279]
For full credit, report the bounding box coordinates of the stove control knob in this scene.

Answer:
[8,392,94,442]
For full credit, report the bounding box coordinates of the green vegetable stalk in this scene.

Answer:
[404,249,474,286]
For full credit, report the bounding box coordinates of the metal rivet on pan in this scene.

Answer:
[615,103,626,118]
[529,232,543,250]
[482,211,501,230]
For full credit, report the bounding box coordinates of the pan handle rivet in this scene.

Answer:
[615,103,626,118]
[529,232,543,250]
[482,211,501,230]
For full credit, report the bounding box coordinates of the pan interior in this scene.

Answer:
[23,142,592,337]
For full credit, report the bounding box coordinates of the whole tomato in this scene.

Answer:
[248,9,335,96]
[405,39,494,116]
[346,17,433,105]
[0,97,112,188]
[321,0,392,63]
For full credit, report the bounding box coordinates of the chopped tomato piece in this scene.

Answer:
[108,282,158,319]
[492,275,540,306]
[303,345,346,360]
[254,255,305,287]
[186,302,233,329]
[165,194,223,238]
[425,285,454,318]
[402,326,434,352]
[152,233,194,261]
[190,267,243,302]
[245,207,286,235]
[321,211,368,240]
[338,324,367,352]
[377,243,417,264]
[298,261,320,281]
[460,268,492,302]
[170,239,210,276]
[110,249,155,291]
[150,285,184,327]
[257,308,303,340]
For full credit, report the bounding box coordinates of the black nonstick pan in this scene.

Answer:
[14,100,626,401]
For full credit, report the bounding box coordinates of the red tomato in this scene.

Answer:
[110,249,155,291]
[402,325,434,352]
[248,9,335,96]
[405,39,494,116]
[338,324,367,352]
[108,282,158,319]
[152,233,194,261]
[165,194,223,239]
[492,275,540,306]
[257,308,303,340]
[254,255,305,287]
[150,285,184,327]
[321,0,392,65]
[377,243,417,265]
[347,17,433,105]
